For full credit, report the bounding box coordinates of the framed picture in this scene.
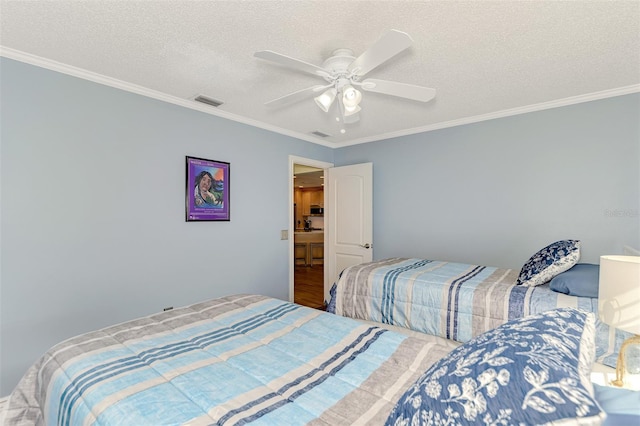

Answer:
[185,156,230,221]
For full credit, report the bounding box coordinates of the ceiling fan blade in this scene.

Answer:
[265,84,331,108]
[348,29,413,77]
[255,50,330,78]
[360,79,436,102]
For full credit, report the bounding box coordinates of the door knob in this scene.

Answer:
[360,243,372,249]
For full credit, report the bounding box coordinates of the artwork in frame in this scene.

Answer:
[185,156,230,221]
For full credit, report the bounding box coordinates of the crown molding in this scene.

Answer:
[0,46,336,148]
[339,84,640,147]
[2,46,638,149]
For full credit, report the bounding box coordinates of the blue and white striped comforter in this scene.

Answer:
[4,294,452,426]
[328,258,630,369]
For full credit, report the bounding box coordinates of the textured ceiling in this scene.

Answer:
[1,1,639,147]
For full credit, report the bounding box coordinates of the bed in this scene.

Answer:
[1,293,621,425]
[327,256,632,370]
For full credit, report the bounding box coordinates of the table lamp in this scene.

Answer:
[598,255,640,387]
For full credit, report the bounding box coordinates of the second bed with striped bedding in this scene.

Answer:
[327,257,629,368]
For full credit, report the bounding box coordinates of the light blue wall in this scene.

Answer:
[335,94,640,268]
[0,58,333,394]
[2,57,639,396]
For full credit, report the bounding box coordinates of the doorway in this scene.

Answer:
[289,156,332,309]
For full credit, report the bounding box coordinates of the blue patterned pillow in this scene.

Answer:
[517,240,581,287]
[385,308,604,426]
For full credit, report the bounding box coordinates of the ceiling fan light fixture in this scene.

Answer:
[314,88,337,112]
[256,29,435,127]
[339,98,361,123]
[343,104,361,117]
[342,85,362,109]
[342,112,360,123]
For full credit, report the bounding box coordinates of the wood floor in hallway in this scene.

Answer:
[294,264,325,310]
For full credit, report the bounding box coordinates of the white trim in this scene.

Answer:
[338,84,640,147]
[2,46,638,149]
[0,46,337,148]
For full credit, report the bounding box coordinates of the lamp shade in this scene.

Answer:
[314,88,337,113]
[342,85,362,115]
[598,255,640,335]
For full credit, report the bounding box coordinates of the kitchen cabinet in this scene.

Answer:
[310,190,323,207]
[294,187,323,226]
[302,191,312,215]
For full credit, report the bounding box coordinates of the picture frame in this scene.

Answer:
[185,156,230,221]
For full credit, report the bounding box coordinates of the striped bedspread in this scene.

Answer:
[4,294,453,426]
[328,258,630,369]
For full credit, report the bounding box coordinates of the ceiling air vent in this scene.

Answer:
[311,130,331,138]
[193,95,224,108]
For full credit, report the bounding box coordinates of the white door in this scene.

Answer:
[325,162,373,301]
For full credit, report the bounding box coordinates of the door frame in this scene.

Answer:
[288,155,333,303]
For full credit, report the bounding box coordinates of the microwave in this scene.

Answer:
[310,206,323,215]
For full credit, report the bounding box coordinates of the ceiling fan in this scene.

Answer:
[254,29,436,124]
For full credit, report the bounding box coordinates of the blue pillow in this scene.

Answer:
[517,240,581,287]
[593,383,640,416]
[550,263,600,298]
[385,308,604,426]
